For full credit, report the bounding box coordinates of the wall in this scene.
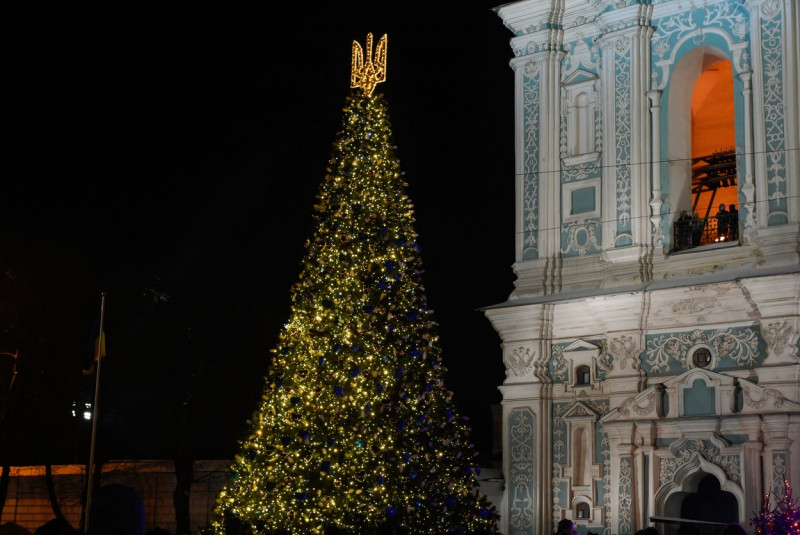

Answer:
[0,460,228,533]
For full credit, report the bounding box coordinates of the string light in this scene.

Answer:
[212,60,499,535]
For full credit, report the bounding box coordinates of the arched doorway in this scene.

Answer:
[658,472,741,535]
[681,474,739,524]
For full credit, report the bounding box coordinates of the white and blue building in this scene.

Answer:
[485,1,800,534]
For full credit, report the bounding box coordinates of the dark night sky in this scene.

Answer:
[4,2,516,463]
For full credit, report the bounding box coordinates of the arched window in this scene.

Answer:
[576,502,591,520]
[667,48,739,250]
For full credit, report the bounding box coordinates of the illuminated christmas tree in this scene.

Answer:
[212,34,500,535]
[752,480,800,535]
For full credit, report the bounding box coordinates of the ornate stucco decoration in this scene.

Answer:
[659,437,741,486]
[742,387,786,409]
[645,328,760,373]
[504,345,537,379]
[763,320,798,360]
[609,334,641,372]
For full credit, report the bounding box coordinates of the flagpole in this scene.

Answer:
[84,292,106,533]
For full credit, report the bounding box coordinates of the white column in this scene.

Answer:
[648,90,664,247]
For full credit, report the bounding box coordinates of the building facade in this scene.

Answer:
[485,1,800,535]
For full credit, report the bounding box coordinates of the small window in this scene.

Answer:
[576,502,591,519]
[563,178,601,222]
[575,365,591,385]
[693,348,711,368]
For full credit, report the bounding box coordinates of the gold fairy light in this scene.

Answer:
[351,33,387,96]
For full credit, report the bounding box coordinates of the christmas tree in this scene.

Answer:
[752,480,800,535]
[212,34,500,535]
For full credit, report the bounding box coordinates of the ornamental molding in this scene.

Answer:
[651,2,751,90]
[504,345,538,380]
[608,334,642,372]
[562,400,601,420]
[762,320,799,361]
[644,327,760,373]
[658,437,742,486]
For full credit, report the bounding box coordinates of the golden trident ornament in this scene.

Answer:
[351,33,387,96]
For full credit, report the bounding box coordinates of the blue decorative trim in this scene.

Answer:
[509,408,536,535]
[522,68,541,260]
[759,6,788,225]
[618,456,633,534]
[772,452,788,498]
[614,38,632,245]
[643,327,761,375]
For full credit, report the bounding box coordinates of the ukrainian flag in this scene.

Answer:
[82,316,106,376]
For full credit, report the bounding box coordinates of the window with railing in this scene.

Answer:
[673,209,738,252]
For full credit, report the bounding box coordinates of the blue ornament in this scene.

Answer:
[363,305,375,313]
[319,357,325,367]
[396,420,406,431]
[480,508,490,519]
[333,343,342,354]
[445,497,457,508]
[384,260,395,271]
[402,453,410,463]
[376,475,384,484]
[385,507,397,518]
[352,344,359,351]
[355,440,364,448]
[406,312,419,321]
[350,368,360,377]
[296,492,307,502]
[414,498,423,508]
[299,430,310,439]
[376,383,385,391]
[409,348,421,358]
[364,404,372,414]
[334,386,344,397]
[395,369,405,378]
[410,471,417,479]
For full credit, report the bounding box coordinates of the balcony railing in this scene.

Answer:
[673,213,738,252]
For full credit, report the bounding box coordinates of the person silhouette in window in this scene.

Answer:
[716,204,730,241]
[728,204,738,240]
[677,210,694,249]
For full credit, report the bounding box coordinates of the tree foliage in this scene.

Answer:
[212,92,500,535]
